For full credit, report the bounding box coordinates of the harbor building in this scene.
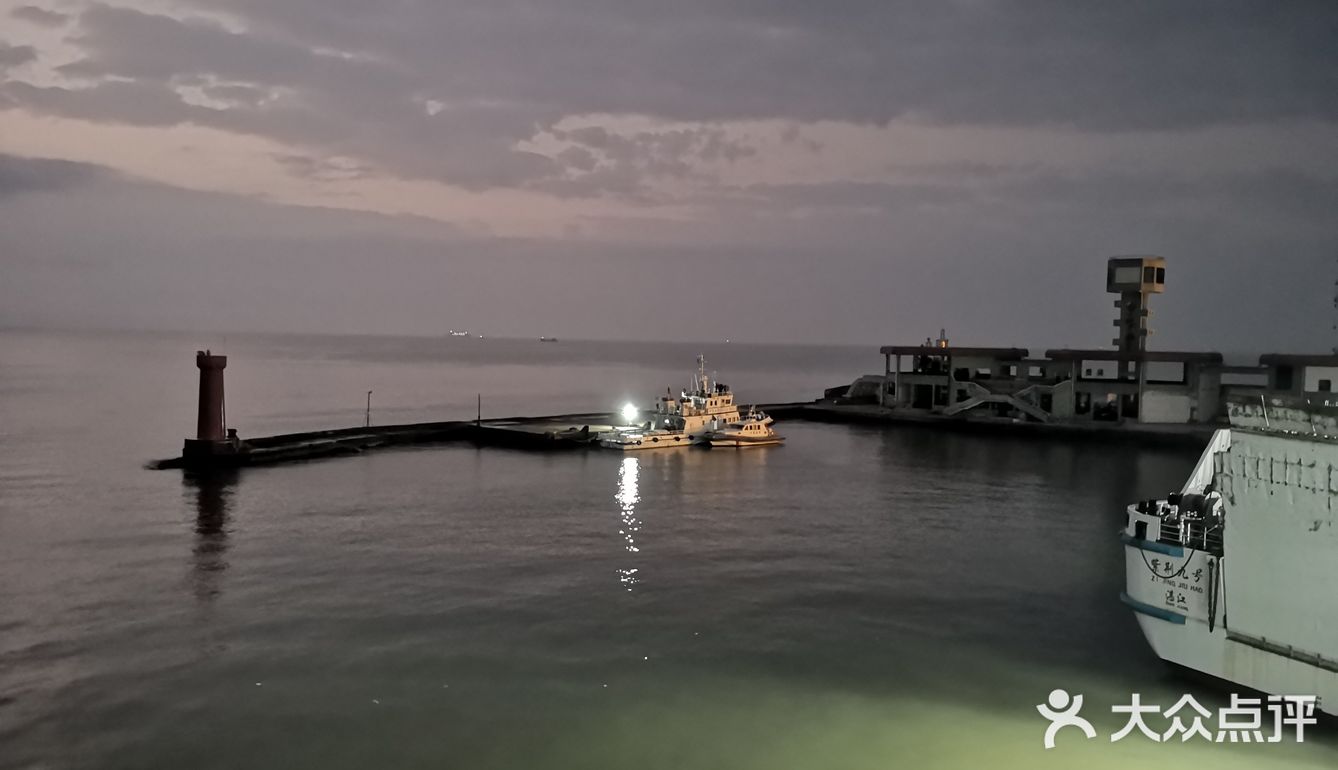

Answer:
[876,344,1224,425]
[841,256,1334,429]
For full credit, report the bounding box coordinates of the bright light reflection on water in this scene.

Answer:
[617,456,642,590]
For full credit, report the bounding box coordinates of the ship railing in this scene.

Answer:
[1157,516,1224,555]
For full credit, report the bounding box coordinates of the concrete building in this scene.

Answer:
[850,256,1332,429]
[876,344,1224,425]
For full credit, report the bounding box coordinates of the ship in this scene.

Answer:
[703,407,785,448]
[1121,394,1337,715]
[598,356,741,450]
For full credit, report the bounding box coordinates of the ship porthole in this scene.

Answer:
[652,437,659,443]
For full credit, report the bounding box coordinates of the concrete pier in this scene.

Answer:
[154,412,626,470]
[153,398,1217,471]
[764,402,1214,446]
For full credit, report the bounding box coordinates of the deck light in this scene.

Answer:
[621,403,639,424]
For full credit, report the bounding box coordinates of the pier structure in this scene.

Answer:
[159,345,628,469]
[874,344,1224,424]
[838,255,1338,428]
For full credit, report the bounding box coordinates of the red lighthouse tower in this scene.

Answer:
[183,350,242,465]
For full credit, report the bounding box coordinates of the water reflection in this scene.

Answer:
[615,456,641,591]
[183,470,237,602]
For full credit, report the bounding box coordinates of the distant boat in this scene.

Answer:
[448,330,469,337]
[539,336,558,342]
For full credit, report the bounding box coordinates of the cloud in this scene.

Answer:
[1,4,1335,350]
[10,6,69,28]
[273,153,374,182]
[4,1,1335,198]
[533,123,758,198]
[0,42,38,71]
[9,3,563,190]
[0,153,108,198]
[180,0,1337,129]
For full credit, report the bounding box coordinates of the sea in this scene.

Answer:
[0,328,1333,769]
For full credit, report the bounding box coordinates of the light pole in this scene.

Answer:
[365,390,373,427]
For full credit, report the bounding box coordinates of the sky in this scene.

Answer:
[1,1,1336,349]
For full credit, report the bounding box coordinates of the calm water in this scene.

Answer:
[0,329,1333,769]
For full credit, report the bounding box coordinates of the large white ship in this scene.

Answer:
[598,356,741,450]
[1121,395,1338,715]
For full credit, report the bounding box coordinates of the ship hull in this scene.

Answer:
[1128,604,1338,716]
[597,432,698,450]
[706,437,784,448]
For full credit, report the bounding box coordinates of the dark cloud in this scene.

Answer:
[184,0,1337,129]
[2,79,197,126]
[10,6,69,27]
[4,2,1334,194]
[0,42,38,70]
[0,153,107,198]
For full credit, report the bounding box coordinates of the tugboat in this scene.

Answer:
[598,356,741,450]
[1120,395,1337,716]
[704,407,785,448]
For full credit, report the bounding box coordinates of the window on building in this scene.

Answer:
[1320,379,1332,393]
[1276,366,1294,391]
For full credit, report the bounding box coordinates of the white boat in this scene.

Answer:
[448,330,469,337]
[704,408,785,448]
[1121,395,1338,716]
[598,356,741,450]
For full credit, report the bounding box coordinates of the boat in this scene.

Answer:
[540,336,558,342]
[598,356,741,450]
[1120,394,1337,716]
[704,407,785,448]
[448,330,470,337]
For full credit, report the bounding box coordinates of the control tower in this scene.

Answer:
[1107,256,1165,377]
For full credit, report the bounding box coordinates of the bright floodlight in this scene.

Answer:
[621,403,639,424]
